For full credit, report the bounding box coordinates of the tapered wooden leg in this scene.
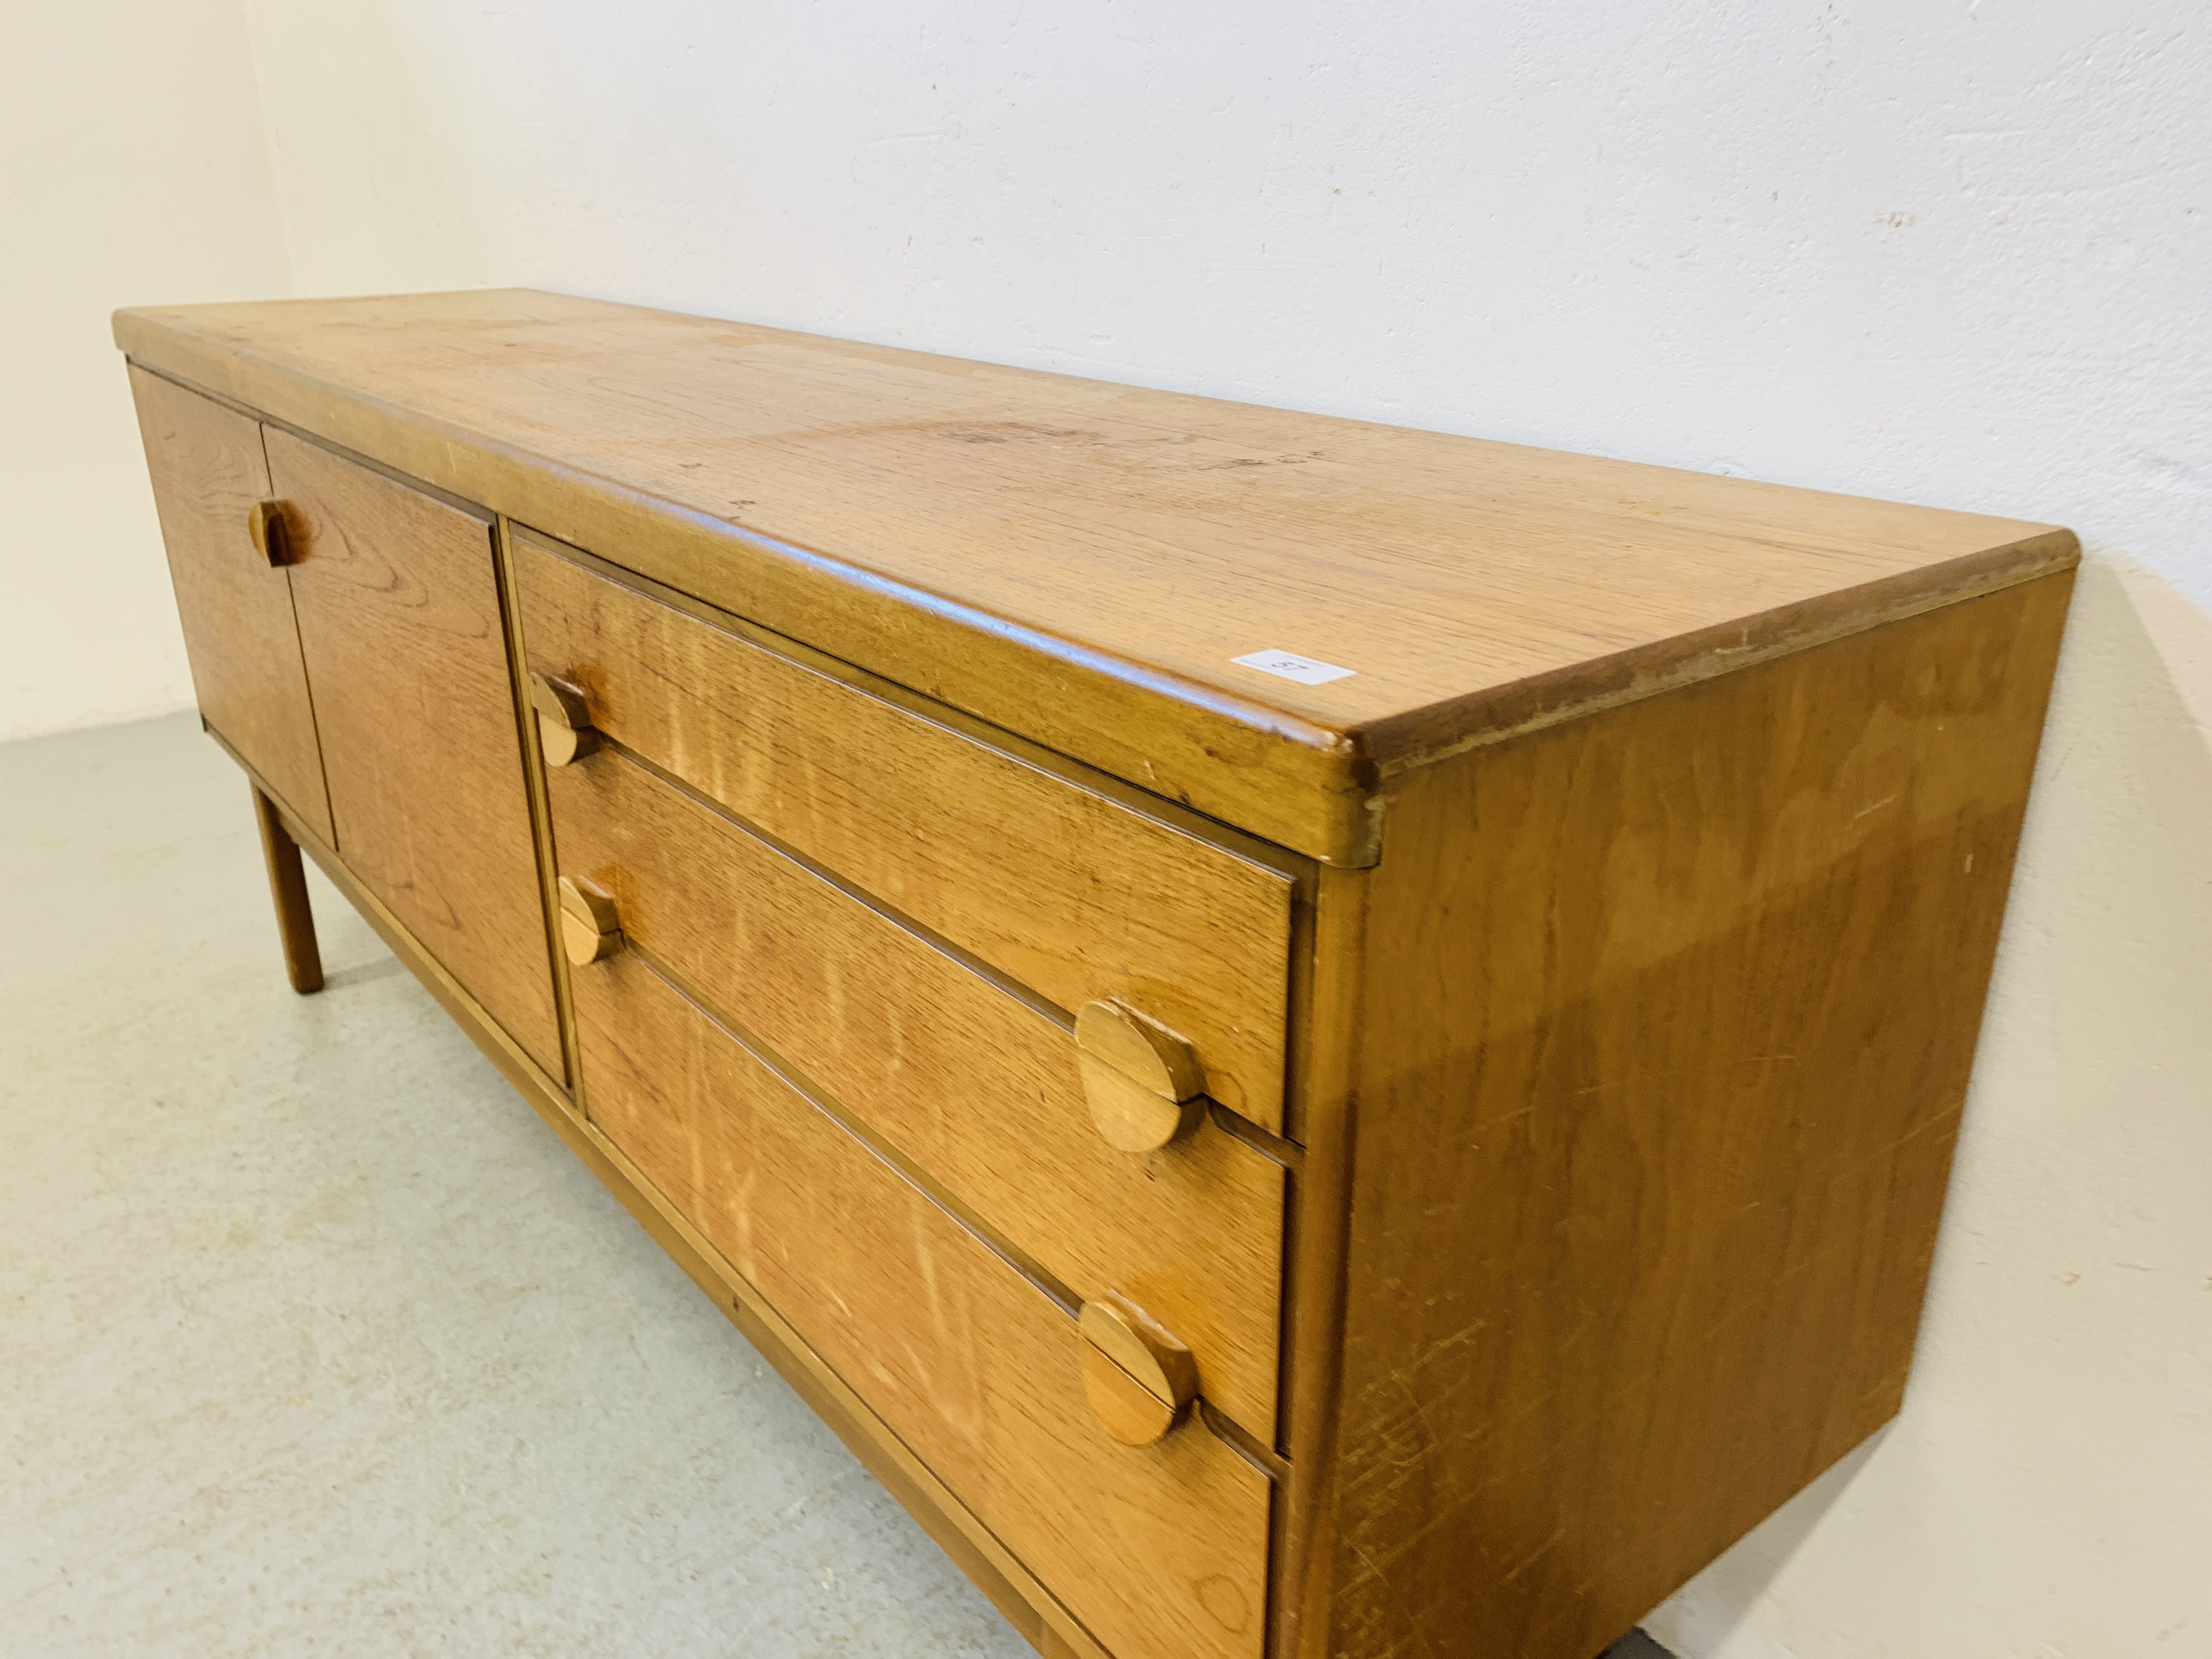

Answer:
[251,786,324,994]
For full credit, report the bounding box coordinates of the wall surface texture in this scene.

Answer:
[0,0,295,741]
[11,3,2207,1654]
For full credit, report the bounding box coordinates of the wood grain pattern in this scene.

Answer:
[123,299,2084,1658]
[234,750,1109,1659]
[1274,862,1370,1659]
[1079,1297,1201,1446]
[492,515,584,1101]
[548,749,1286,1436]
[127,367,331,843]
[555,874,623,966]
[1081,1344,1182,1449]
[1303,573,2074,1659]
[574,947,1274,1659]
[116,292,2078,862]
[1077,999,1207,1099]
[527,670,599,768]
[518,535,1297,1129]
[267,427,563,1077]
[250,784,323,994]
[1075,992,1212,1155]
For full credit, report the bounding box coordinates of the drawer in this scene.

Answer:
[550,751,1286,1436]
[514,532,1297,1131]
[575,950,1272,1659]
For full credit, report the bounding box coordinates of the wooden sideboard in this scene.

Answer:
[117,291,2076,1659]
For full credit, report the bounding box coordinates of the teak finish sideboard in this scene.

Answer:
[116,291,2076,1659]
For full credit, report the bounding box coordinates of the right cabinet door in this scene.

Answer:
[266,427,562,1080]
[128,368,332,843]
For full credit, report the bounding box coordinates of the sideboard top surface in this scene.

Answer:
[116,289,2076,863]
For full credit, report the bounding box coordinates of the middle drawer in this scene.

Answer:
[546,751,1287,1438]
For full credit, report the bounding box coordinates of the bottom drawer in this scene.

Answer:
[573,950,1272,1659]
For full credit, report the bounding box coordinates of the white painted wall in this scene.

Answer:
[16,3,2209,1651]
[0,0,293,742]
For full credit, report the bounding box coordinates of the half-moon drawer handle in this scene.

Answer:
[1075,998,1205,1153]
[556,874,623,966]
[247,499,300,567]
[1078,1295,1199,1446]
[529,672,600,766]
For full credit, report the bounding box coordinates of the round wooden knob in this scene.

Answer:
[557,874,623,966]
[1077,1296,1199,1446]
[1075,999,1206,1153]
[246,499,300,567]
[529,672,600,766]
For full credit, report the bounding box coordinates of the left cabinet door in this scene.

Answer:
[128,368,333,844]
[264,427,563,1081]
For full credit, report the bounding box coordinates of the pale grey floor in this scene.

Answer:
[0,713,1032,1658]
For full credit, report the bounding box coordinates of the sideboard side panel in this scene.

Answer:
[1317,573,2074,1658]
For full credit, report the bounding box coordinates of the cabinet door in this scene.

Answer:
[128,368,332,843]
[265,428,562,1079]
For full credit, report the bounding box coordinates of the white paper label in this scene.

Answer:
[1232,648,1356,686]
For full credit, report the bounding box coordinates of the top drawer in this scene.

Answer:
[512,533,1299,1131]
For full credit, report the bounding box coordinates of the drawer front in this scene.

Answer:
[128,369,332,844]
[266,430,563,1080]
[576,951,1272,1659]
[551,751,1286,1436]
[515,534,1296,1131]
